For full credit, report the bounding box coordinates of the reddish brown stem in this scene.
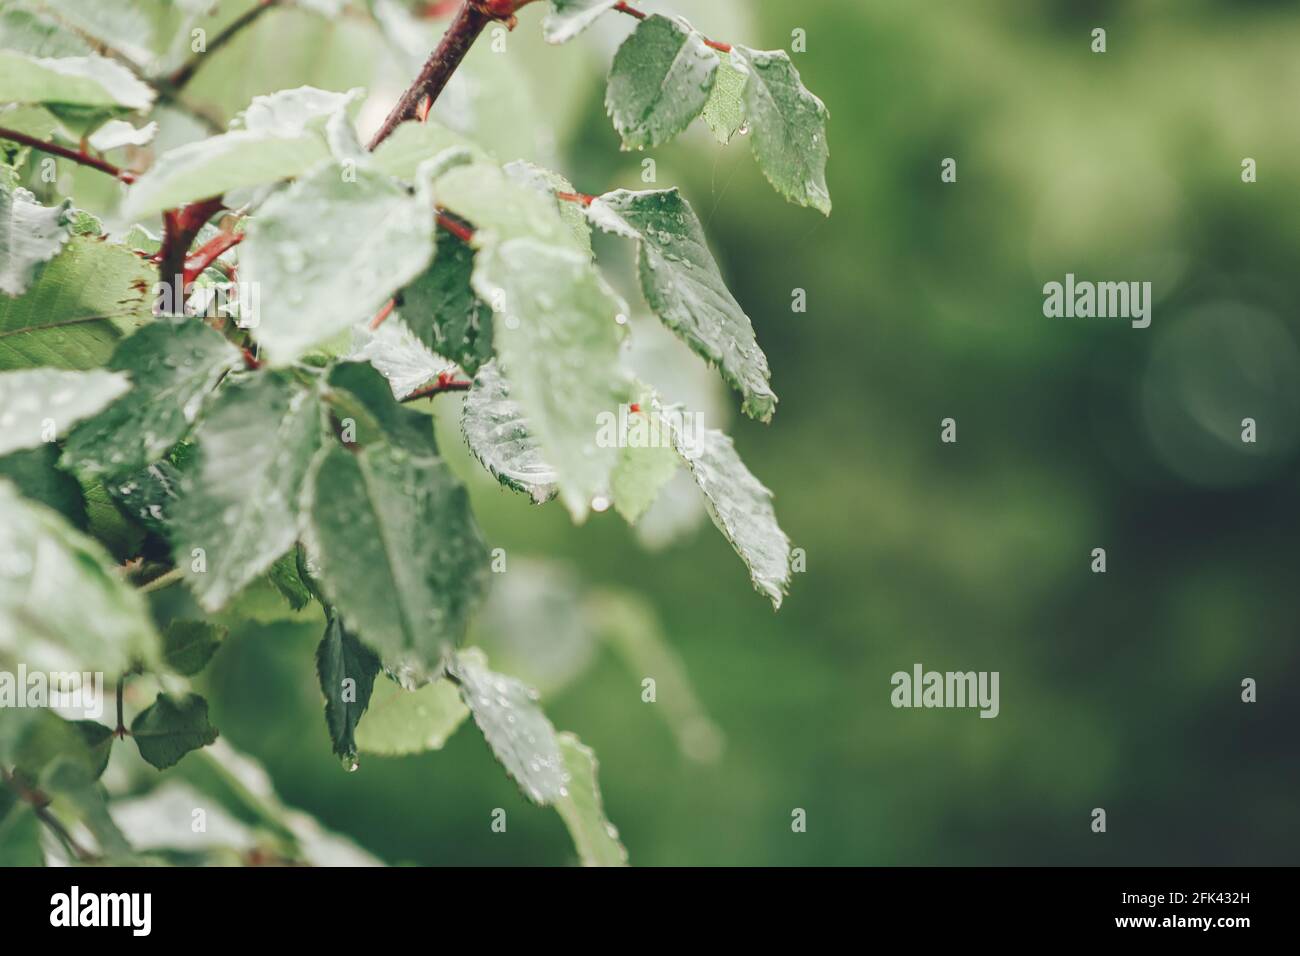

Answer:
[369,298,397,331]
[401,372,473,402]
[556,190,595,206]
[613,1,731,52]
[158,197,227,303]
[0,126,136,182]
[183,230,243,286]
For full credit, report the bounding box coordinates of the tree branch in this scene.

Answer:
[0,127,135,182]
[158,197,227,298]
[168,0,279,91]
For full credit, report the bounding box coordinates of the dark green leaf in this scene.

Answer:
[315,612,380,766]
[605,14,719,150]
[161,619,227,676]
[130,692,219,770]
[397,231,494,375]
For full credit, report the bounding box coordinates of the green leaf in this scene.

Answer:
[396,231,494,376]
[605,14,719,150]
[0,367,129,455]
[161,619,227,676]
[130,692,219,770]
[701,49,747,144]
[325,360,438,456]
[667,414,791,608]
[61,320,242,478]
[436,161,584,252]
[315,612,380,767]
[451,649,565,805]
[461,360,557,504]
[0,7,92,59]
[72,720,114,780]
[354,671,469,756]
[0,480,159,674]
[734,46,831,215]
[471,239,626,521]
[106,458,184,534]
[0,233,157,371]
[610,398,679,524]
[244,164,436,364]
[554,733,628,866]
[368,119,488,182]
[4,710,112,783]
[543,0,619,44]
[33,0,156,68]
[120,87,361,221]
[39,756,128,857]
[587,188,776,421]
[0,444,87,528]
[347,315,454,400]
[0,184,72,296]
[303,443,489,688]
[171,372,323,611]
[0,50,154,112]
[267,548,313,611]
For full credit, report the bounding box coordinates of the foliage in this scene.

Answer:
[0,0,829,867]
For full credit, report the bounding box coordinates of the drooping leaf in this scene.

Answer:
[161,619,227,676]
[734,45,831,215]
[0,444,87,528]
[471,239,626,521]
[667,413,791,608]
[303,443,489,688]
[554,733,628,866]
[0,233,157,372]
[315,612,380,766]
[120,87,361,221]
[354,669,470,756]
[130,692,219,770]
[0,367,129,455]
[451,649,565,805]
[542,0,620,44]
[605,14,719,150]
[0,50,154,112]
[587,187,776,421]
[0,480,158,674]
[243,164,436,364]
[61,320,241,478]
[72,720,114,780]
[701,49,748,144]
[267,547,313,611]
[461,360,557,504]
[171,372,323,611]
[0,184,72,296]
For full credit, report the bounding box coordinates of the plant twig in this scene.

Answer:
[138,566,185,594]
[168,0,279,90]
[0,768,95,863]
[0,126,135,182]
[613,1,732,52]
[401,372,473,402]
[158,197,227,297]
[184,230,244,286]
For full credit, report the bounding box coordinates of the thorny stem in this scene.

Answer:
[401,372,473,402]
[168,1,280,90]
[0,127,136,182]
[613,1,732,52]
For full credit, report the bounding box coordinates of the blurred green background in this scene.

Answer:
[116,0,1300,864]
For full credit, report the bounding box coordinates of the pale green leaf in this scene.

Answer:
[543,0,619,44]
[368,119,488,182]
[0,367,128,455]
[355,669,470,756]
[0,444,87,528]
[0,184,72,296]
[171,373,323,611]
[503,160,592,256]
[244,164,436,364]
[302,443,489,689]
[451,649,565,805]
[605,14,719,150]
[0,797,43,866]
[461,360,557,504]
[0,50,154,112]
[0,480,159,674]
[735,45,831,214]
[315,612,380,766]
[347,315,456,400]
[701,48,747,144]
[130,692,219,770]
[554,733,628,866]
[610,404,679,523]
[87,118,157,151]
[61,320,241,478]
[436,161,584,252]
[471,239,626,521]
[587,187,776,421]
[120,87,361,221]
